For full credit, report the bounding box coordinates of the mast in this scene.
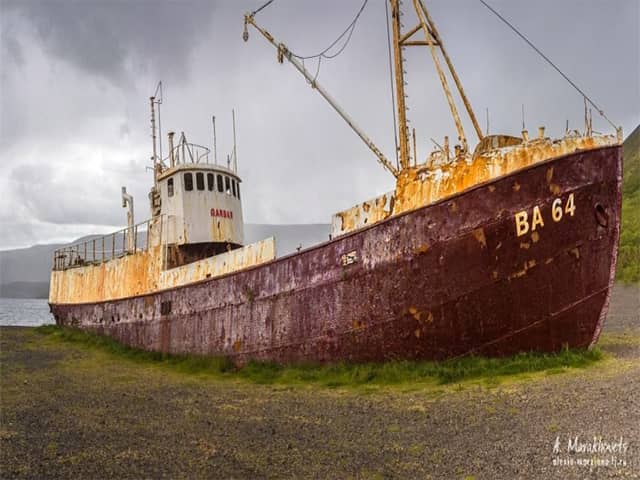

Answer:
[150,96,158,187]
[389,0,411,170]
[390,0,484,155]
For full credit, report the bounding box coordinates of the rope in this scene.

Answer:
[385,0,399,168]
[289,0,369,60]
[478,0,618,130]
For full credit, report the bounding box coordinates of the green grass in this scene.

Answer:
[35,325,604,388]
[618,124,640,283]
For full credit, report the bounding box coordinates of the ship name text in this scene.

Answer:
[514,193,575,237]
[211,208,234,219]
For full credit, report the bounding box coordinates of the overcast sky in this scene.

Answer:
[1,0,638,250]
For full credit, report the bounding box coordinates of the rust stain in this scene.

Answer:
[472,228,487,248]
[330,134,618,238]
[351,319,365,330]
[391,134,617,219]
[531,231,540,243]
[549,183,561,195]
[520,242,530,250]
[414,244,430,255]
[50,237,276,304]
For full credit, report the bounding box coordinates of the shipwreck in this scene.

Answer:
[50,0,623,364]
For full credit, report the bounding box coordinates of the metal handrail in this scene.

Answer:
[163,142,211,166]
[52,219,152,271]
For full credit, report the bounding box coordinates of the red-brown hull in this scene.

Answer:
[51,146,622,363]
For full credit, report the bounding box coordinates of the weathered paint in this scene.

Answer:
[331,192,394,237]
[51,145,622,364]
[331,133,619,237]
[157,163,244,245]
[49,237,275,304]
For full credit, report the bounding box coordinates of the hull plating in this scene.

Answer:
[51,146,622,363]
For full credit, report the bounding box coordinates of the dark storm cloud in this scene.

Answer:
[0,0,638,250]
[2,0,217,84]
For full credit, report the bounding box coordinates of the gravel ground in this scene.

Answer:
[1,284,638,479]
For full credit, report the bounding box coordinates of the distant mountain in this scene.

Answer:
[0,282,50,299]
[618,124,640,283]
[0,224,329,298]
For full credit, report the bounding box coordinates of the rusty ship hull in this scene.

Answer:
[50,145,622,363]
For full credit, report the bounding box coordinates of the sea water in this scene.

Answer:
[0,298,54,326]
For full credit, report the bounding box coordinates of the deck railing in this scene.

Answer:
[52,219,152,271]
[163,142,211,166]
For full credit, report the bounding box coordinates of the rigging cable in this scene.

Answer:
[477,0,618,130]
[290,0,369,60]
[251,0,275,16]
[251,0,369,61]
[250,0,368,81]
[251,0,369,83]
[385,0,399,168]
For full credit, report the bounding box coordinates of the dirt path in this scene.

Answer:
[1,284,638,479]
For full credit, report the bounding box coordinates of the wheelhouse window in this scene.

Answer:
[196,172,205,191]
[184,172,193,191]
[236,182,241,199]
[207,173,214,191]
[167,178,174,197]
[217,174,224,193]
[231,179,237,198]
[225,176,231,195]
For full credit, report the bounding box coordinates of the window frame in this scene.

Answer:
[207,173,214,191]
[196,172,205,191]
[167,177,174,197]
[184,172,193,191]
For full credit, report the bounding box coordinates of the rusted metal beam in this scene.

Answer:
[398,23,421,44]
[389,0,411,170]
[402,40,439,46]
[413,0,467,151]
[417,0,483,142]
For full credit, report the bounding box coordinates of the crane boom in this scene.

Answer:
[243,14,399,178]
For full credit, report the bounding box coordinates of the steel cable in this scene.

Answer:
[478,0,618,130]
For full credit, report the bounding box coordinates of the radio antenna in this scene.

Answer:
[212,115,218,165]
[153,82,163,162]
[232,109,238,172]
